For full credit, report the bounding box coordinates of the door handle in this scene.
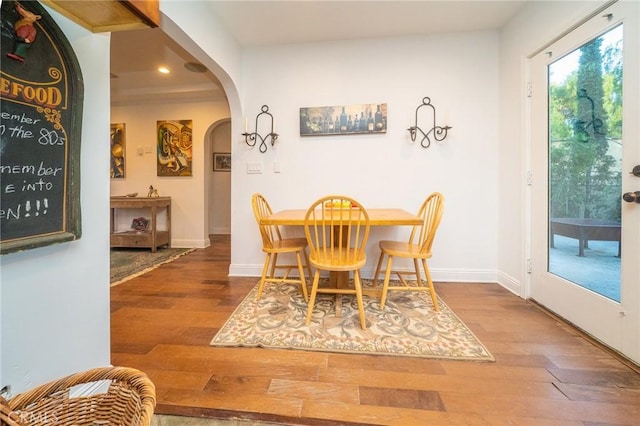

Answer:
[622,191,640,203]
[631,165,640,177]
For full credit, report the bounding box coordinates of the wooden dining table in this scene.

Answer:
[261,208,422,227]
[262,208,422,316]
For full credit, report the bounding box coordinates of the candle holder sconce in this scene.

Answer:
[408,97,451,149]
[242,105,278,153]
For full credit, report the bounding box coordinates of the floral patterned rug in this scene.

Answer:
[210,280,494,361]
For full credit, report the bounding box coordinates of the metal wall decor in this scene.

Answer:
[243,105,278,153]
[408,97,451,148]
[574,88,605,142]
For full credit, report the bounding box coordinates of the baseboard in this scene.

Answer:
[210,227,230,234]
[425,267,499,283]
[171,238,210,249]
[229,264,505,286]
[496,270,522,296]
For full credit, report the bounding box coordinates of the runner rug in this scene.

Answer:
[110,247,194,286]
[210,279,494,361]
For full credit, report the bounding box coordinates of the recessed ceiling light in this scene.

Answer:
[158,67,170,74]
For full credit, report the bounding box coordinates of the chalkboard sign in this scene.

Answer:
[0,0,83,255]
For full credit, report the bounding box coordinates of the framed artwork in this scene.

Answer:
[157,119,193,177]
[300,103,387,136]
[110,123,126,178]
[213,152,231,172]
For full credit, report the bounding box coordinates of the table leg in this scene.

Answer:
[331,271,351,317]
[151,205,158,252]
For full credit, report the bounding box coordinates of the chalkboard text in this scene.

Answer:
[1,198,50,221]
[0,76,62,108]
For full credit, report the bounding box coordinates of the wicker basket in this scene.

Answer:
[0,366,155,426]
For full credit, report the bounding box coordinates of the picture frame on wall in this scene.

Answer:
[157,119,193,177]
[300,103,387,136]
[213,152,231,172]
[110,123,126,178]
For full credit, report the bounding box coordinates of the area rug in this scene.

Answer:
[110,247,194,286]
[210,280,494,361]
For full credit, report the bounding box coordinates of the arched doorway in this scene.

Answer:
[206,119,232,236]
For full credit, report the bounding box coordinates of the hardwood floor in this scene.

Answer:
[111,235,640,425]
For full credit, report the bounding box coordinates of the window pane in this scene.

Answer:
[547,25,623,302]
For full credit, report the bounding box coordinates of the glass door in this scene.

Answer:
[530,1,639,363]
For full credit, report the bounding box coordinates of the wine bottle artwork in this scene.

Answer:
[299,103,387,136]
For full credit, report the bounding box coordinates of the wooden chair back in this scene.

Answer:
[410,192,445,255]
[303,195,370,329]
[252,193,280,250]
[251,193,311,301]
[304,195,370,271]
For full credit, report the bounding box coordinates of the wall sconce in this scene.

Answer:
[408,97,452,148]
[242,105,278,153]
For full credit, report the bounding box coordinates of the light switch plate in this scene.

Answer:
[247,162,262,174]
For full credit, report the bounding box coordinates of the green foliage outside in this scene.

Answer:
[548,27,623,222]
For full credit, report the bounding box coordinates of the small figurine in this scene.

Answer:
[7,3,42,62]
[147,185,159,198]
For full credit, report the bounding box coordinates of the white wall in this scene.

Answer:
[110,100,230,247]
[1,7,111,394]
[230,32,501,281]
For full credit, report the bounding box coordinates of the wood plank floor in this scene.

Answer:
[111,235,640,425]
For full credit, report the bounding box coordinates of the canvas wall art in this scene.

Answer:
[110,123,126,178]
[300,103,387,136]
[157,119,193,177]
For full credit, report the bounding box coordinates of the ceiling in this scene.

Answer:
[110,27,226,105]
[110,1,527,105]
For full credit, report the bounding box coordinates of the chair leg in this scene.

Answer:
[305,270,321,325]
[269,253,278,278]
[422,258,439,311]
[303,249,313,289]
[353,270,367,329]
[380,254,394,309]
[372,251,385,286]
[413,258,422,286]
[257,253,272,300]
[295,251,309,302]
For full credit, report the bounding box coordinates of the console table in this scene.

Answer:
[110,196,171,252]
